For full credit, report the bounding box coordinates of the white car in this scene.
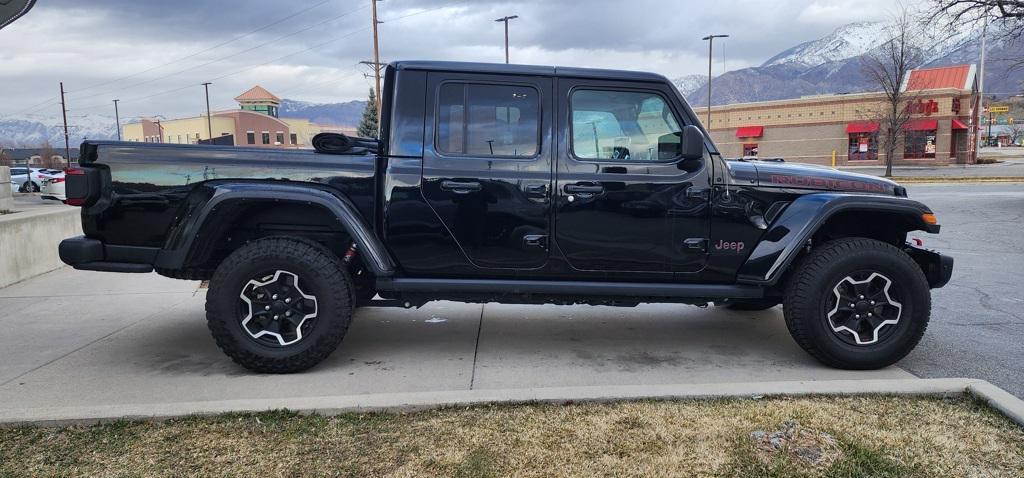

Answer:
[40,170,67,201]
[9,167,56,192]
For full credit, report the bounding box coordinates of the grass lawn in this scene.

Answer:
[1,395,1022,477]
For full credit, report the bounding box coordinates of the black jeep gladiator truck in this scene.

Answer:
[59,61,952,373]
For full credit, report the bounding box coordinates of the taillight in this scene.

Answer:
[51,178,65,183]
[64,167,89,206]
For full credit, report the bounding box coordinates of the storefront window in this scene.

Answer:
[742,143,758,157]
[904,130,937,159]
[848,132,878,160]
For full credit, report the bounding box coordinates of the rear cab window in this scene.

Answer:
[436,82,540,158]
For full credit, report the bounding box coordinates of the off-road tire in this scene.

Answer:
[783,237,930,369]
[206,236,353,373]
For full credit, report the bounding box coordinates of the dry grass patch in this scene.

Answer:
[0,395,1021,477]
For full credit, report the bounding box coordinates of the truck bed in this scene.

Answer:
[79,141,378,248]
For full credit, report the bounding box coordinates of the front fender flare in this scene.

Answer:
[153,182,395,277]
[736,193,937,285]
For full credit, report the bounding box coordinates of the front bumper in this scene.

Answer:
[59,236,156,273]
[905,244,954,289]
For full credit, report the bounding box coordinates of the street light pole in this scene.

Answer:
[201,82,213,141]
[495,15,518,64]
[701,34,729,129]
[112,99,121,141]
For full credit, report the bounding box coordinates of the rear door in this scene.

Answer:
[421,72,553,270]
[553,79,711,276]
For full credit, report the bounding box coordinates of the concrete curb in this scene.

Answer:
[2,377,1022,427]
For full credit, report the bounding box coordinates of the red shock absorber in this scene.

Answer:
[343,243,359,264]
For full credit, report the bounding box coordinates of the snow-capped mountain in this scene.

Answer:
[763,21,890,68]
[0,113,118,148]
[672,74,707,96]
[280,98,366,127]
[686,21,1021,107]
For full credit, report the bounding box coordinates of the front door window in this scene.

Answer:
[570,89,682,161]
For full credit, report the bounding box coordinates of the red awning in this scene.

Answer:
[735,125,764,138]
[905,119,938,131]
[951,119,969,130]
[846,122,879,134]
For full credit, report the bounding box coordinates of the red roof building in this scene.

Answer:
[902,65,976,92]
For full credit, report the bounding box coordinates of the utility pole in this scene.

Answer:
[975,14,988,161]
[495,15,518,64]
[112,99,121,141]
[370,0,382,118]
[59,82,71,161]
[155,119,163,143]
[701,34,729,130]
[202,82,213,141]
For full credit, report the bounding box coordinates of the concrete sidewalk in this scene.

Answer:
[0,268,913,418]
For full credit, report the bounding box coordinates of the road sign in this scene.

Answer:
[989,106,1010,113]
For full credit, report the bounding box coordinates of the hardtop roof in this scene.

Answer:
[390,60,670,83]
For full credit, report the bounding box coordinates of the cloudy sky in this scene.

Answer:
[0,0,916,121]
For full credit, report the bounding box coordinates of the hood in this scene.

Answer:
[731,160,899,195]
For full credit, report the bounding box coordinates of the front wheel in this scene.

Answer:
[783,238,930,370]
[206,237,353,373]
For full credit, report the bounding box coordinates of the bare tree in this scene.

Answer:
[1007,121,1024,144]
[37,142,62,169]
[0,146,10,167]
[861,10,927,177]
[928,1,1024,40]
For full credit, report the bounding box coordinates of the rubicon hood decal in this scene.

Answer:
[751,161,897,195]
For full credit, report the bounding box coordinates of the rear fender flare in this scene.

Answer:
[153,182,394,277]
[736,193,937,285]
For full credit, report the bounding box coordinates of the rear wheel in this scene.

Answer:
[21,181,39,193]
[783,238,930,369]
[206,237,352,373]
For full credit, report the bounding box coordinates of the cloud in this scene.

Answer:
[0,0,924,121]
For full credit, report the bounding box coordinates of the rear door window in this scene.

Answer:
[437,82,540,158]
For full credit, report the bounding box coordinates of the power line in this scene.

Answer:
[66,0,336,95]
[64,0,470,117]
[67,4,370,103]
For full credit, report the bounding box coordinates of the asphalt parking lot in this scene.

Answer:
[899,182,1024,397]
[0,182,1020,419]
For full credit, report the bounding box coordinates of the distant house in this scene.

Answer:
[1,148,78,166]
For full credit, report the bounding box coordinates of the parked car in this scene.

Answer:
[9,167,50,192]
[59,61,953,374]
[40,170,66,201]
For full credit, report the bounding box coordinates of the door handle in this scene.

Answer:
[524,184,548,198]
[441,180,482,193]
[564,183,604,194]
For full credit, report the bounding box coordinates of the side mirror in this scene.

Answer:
[680,124,705,160]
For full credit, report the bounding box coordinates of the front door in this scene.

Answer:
[421,72,553,270]
[554,80,711,276]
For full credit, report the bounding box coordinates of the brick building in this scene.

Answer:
[697,65,980,166]
[122,86,356,148]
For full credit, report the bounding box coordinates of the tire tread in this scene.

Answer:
[205,236,352,373]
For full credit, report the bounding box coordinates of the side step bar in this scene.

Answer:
[376,278,763,299]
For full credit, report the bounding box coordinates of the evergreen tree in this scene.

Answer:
[357,88,379,139]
